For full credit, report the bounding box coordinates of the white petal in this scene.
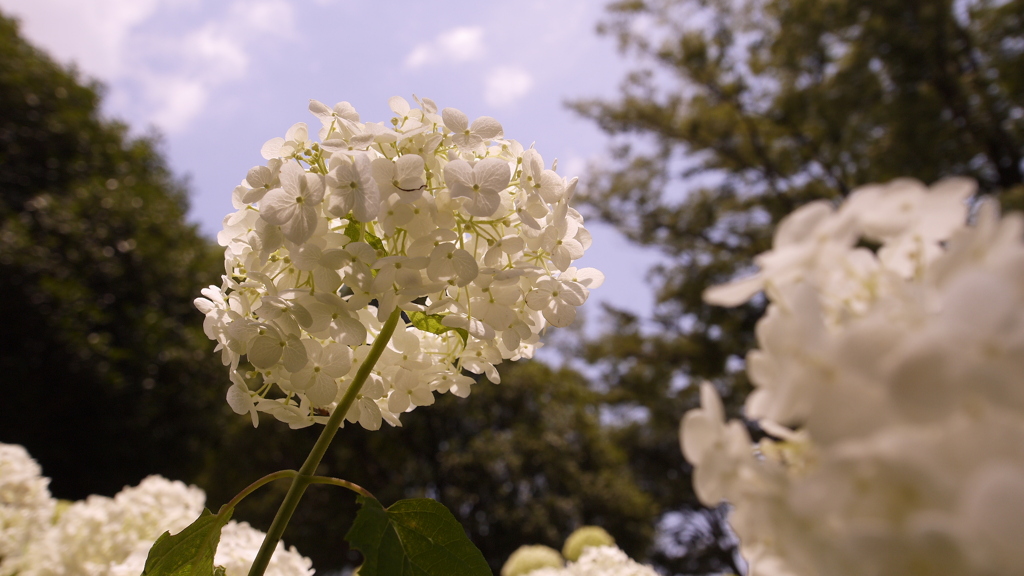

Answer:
[470,116,503,139]
[443,159,474,195]
[703,274,764,307]
[452,249,479,286]
[259,188,297,226]
[306,372,338,406]
[261,137,284,159]
[280,205,319,244]
[542,300,576,327]
[248,334,282,368]
[474,158,511,193]
[441,108,469,133]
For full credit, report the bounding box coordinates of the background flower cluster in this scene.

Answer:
[0,443,312,576]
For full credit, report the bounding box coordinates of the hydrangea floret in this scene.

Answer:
[197,96,602,431]
[684,178,1024,575]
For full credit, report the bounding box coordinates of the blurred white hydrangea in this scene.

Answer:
[0,445,312,576]
[686,178,1024,575]
[19,475,205,576]
[526,546,658,576]
[196,95,603,430]
[0,444,55,576]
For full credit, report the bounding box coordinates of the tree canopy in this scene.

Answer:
[573,0,1024,572]
[0,12,229,499]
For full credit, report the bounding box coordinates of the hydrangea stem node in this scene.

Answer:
[247,306,403,576]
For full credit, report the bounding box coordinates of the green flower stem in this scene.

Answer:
[247,306,404,576]
[307,476,375,499]
[219,470,298,515]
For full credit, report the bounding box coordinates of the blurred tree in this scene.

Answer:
[201,360,658,573]
[0,11,230,499]
[572,0,1024,572]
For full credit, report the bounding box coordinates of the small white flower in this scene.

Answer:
[525,276,587,327]
[441,107,503,154]
[259,161,325,244]
[326,154,379,222]
[290,340,352,406]
[372,154,427,203]
[444,157,511,217]
[261,122,314,160]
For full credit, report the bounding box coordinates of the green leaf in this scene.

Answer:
[407,312,468,344]
[343,221,361,243]
[364,231,385,253]
[408,312,449,335]
[142,508,232,576]
[345,497,491,576]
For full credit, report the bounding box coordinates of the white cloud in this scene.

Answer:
[0,0,162,78]
[136,0,295,132]
[483,66,533,107]
[405,26,485,68]
[148,78,207,133]
[0,0,296,134]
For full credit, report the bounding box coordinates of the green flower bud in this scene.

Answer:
[562,526,615,561]
[501,545,564,576]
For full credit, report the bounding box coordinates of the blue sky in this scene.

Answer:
[1,0,663,321]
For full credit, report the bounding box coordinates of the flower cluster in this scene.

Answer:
[0,443,312,576]
[501,526,655,576]
[0,444,54,576]
[525,547,659,576]
[197,96,602,430]
[684,179,1024,575]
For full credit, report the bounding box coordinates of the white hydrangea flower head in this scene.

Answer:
[685,179,1024,575]
[197,97,602,430]
[0,444,56,576]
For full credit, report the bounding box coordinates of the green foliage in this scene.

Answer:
[574,0,1024,572]
[346,497,491,576]
[142,509,232,576]
[0,10,229,499]
[408,311,469,344]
